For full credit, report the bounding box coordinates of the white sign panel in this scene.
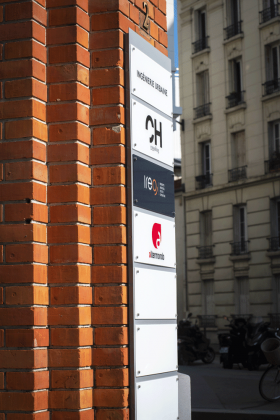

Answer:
[131,99,173,167]
[134,211,176,268]
[136,323,178,376]
[136,375,179,420]
[135,268,176,319]
[130,45,172,117]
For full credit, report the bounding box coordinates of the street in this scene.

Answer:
[179,356,280,419]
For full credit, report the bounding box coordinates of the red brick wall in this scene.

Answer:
[0,1,167,419]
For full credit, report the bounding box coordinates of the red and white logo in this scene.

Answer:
[152,223,161,249]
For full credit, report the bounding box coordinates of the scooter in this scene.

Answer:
[246,317,275,370]
[178,313,215,365]
[218,315,248,369]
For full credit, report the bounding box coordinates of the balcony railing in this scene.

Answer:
[194,103,211,119]
[226,91,245,108]
[265,157,280,173]
[195,173,213,189]
[268,237,280,251]
[230,240,249,255]
[224,20,242,40]
[197,245,214,259]
[192,36,209,54]
[260,4,279,24]
[228,166,247,182]
[263,78,280,96]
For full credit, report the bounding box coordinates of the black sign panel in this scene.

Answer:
[133,155,175,217]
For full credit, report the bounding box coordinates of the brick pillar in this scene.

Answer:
[46,1,93,419]
[0,1,49,419]
[89,1,167,420]
[0,1,168,419]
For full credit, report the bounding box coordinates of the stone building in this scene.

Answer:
[177,0,280,340]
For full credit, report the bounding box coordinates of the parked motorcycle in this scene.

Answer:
[246,316,275,370]
[218,315,248,369]
[178,313,215,365]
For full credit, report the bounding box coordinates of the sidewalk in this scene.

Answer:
[179,356,280,419]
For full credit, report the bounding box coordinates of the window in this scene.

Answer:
[225,0,242,39]
[203,280,215,315]
[202,142,211,177]
[232,131,246,168]
[236,277,250,315]
[193,9,208,53]
[267,121,280,172]
[227,58,244,107]
[264,43,280,95]
[195,71,210,118]
[261,0,278,23]
[232,205,248,254]
[196,142,212,189]
[229,131,246,181]
[269,198,280,249]
[200,211,212,248]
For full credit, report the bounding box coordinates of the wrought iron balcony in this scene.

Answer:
[260,4,279,24]
[195,173,213,189]
[226,91,245,108]
[194,103,211,119]
[192,36,209,54]
[268,237,280,251]
[197,245,214,259]
[224,20,242,40]
[230,240,249,255]
[265,156,280,173]
[263,78,280,96]
[228,166,247,182]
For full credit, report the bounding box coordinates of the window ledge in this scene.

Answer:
[261,90,280,102]
[224,103,246,114]
[223,32,244,45]
[229,253,250,262]
[191,47,211,59]
[196,257,215,265]
[193,114,213,124]
[259,16,280,29]
[267,250,280,258]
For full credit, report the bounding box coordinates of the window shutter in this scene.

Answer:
[235,131,246,167]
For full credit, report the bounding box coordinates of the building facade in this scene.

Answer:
[178,0,280,339]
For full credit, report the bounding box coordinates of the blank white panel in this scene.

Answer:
[136,323,177,376]
[135,268,177,319]
[136,375,178,420]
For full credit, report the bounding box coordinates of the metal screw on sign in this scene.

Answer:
[138,371,141,374]
[136,256,139,259]
[134,156,137,161]
[132,47,135,51]
[138,385,141,388]
[134,199,138,203]
[137,313,140,317]
[135,213,138,217]
[137,328,140,331]
[134,143,137,147]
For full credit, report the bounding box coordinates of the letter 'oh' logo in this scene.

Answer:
[152,223,161,249]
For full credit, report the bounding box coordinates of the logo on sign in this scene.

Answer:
[144,175,166,198]
[152,223,161,248]
[146,115,162,153]
[149,223,165,260]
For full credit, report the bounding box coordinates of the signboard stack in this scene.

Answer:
[126,30,179,420]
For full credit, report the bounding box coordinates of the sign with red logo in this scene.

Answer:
[133,210,176,268]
